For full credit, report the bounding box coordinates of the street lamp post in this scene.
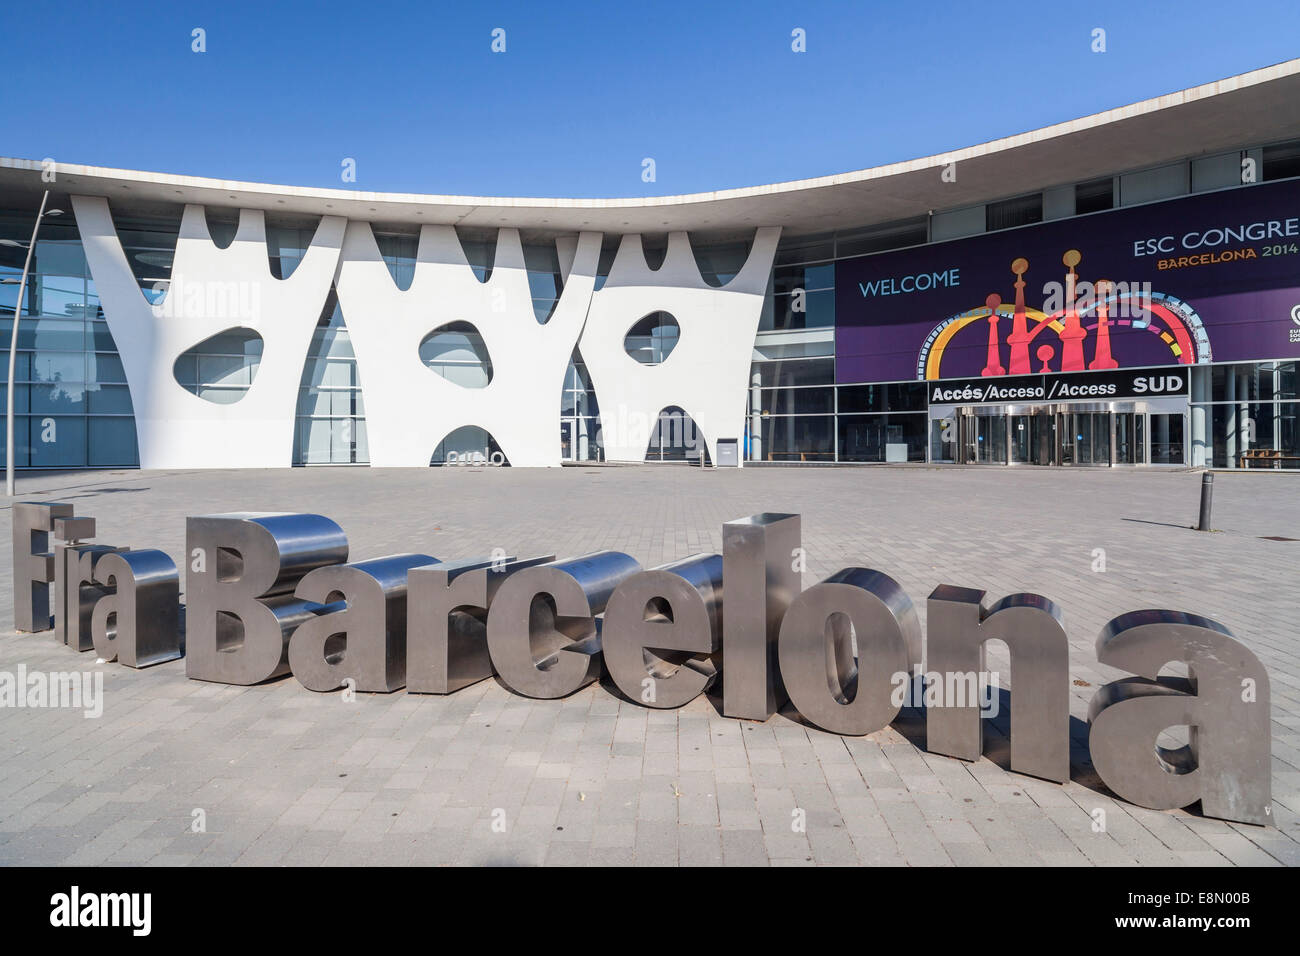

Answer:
[4,191,63,495]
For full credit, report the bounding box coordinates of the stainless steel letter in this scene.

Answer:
[486,551,641,698]
[64,544,121,652]
[407,555,555,694]
[52,515,98,647]
[288,553,433,692]
[926,586,1070,783]
[603,553,723,708]
[1087,609,1271,826]
[778,568,921,736]
[722,513,800,720]
[186,513,348,684]
[91,550,182,667]
[12,501,73,631]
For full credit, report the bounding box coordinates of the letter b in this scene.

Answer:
[186,514,347,684]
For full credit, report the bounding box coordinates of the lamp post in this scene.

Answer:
[3,191,64,495]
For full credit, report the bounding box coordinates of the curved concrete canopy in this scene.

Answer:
[3,59,1300,240]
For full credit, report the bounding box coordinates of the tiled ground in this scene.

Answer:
[0,463,1297,866]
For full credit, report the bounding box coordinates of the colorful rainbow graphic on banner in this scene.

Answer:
[917,250,1212,380]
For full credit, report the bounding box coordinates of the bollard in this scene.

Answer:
[1197,472,1214,531]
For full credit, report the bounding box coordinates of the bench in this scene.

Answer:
[1239,448,1300,469]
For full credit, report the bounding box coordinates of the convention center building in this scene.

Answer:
[2,59,1298,471]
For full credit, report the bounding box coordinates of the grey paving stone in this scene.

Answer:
[1,465,1295,867]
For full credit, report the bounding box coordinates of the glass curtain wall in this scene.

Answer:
[0,209,154,469]
[1194,360,1299,468]
[294,287,367,465]
[747,362,928,463]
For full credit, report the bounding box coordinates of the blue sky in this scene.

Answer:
[8,1,1299,197]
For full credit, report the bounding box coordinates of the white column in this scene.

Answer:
[1190,366,1209,467]
[1225,366,1237,467]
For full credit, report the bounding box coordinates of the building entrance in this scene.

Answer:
[940,401,1186,466]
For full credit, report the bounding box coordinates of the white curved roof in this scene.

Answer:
[3,58,1299,238]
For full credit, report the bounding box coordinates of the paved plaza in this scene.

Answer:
[1,463,1297,866]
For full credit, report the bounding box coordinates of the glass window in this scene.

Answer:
[750,358,835,389]
[1076,178,1115,214]
[756,415,834,462]
[773,262,834,295]
[28,415,86,467]
[838,413,928,462]
[756,386,834,416]
[835,219,927,258]
[1150,413,1185,464]
[1211,362,1297,402]
[87,353,128,384]
[1210,401,1299,468]
[28,350,84,384]
[692,241,752,287]
[88,321,122,351]
[764,289,833,331]
[837,382,927,413]
[775,235,834,266]
[986,194,1043,232]
[30,383,86,414]
[1263,140,1300,181]
[87,385,134,415]
[18,317,86,351]
[88,417,139,466]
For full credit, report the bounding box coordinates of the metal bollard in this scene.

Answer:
[1197,472,1214,531]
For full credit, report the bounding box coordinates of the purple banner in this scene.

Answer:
[834,177,1300,384]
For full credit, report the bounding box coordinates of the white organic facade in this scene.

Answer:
[334,223,600,467]
[73,196,345,469]
[71,193,778,469]
[579,229,780,464]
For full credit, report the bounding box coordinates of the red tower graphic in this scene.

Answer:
[1006,257,1032,374]
[1089,277,1119,370]
[1058,249,1087,372]
[981,293,1006,376]
[922,246,1206,381]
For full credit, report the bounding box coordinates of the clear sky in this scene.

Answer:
[7,0,1299,198]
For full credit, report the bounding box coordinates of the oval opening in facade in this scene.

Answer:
[624,312,679,365]
[173,328,263,404]
[420,322,493,388]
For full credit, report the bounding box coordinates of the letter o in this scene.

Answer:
[777,568,921,736]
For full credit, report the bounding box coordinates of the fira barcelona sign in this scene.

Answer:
[10,502,1272,826]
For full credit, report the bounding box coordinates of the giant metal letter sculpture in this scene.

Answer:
[926,586,1070,783]
[52,516,97,647]
[723,513,800,720]
[487,551,641,698]
[407,555,555,694]
[12,501,73,631]
[288,553,434,692]
[186,513,348,684]
[62,545,122,652]
[603,554,723,708]
[1088,609,1271,826]
[91,550,182,668]
[778,568,921,736]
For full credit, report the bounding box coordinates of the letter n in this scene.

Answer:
[925,585,1070,782]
